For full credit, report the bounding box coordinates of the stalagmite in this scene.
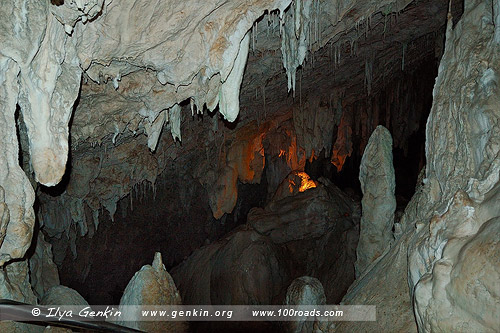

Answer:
[116,253,187,332]
[355,125,396,277]
[1,1,497,332]
[284,276,330,333]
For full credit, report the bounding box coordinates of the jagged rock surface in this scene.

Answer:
[355,125,396,277]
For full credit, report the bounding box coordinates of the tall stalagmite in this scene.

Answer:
[355,125,396,277]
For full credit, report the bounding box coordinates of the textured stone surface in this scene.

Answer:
[0,259,40,333]
[355,125,396,277]
[408,1,500,331]
[29,233,60,300]
[0,57,36,265]
[335,231,417,333]
[0,259,37,304]
[249,180,353,244]
[116,252,187,332]
[2,1,494,332]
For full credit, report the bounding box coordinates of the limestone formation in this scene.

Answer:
[407,1,500,331]
[335,232,418,333]
[0,259,41,333]
[284,276,330,333]
[0,186,9,252]
[355,125,396,277]
[249,180,354,244]
[116,252,187,332]
[0,57,36,266]
[337,1,500,332]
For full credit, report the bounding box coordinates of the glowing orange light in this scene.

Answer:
[279,149,286,157]
[287,171,317,193]
[297,172,317,192]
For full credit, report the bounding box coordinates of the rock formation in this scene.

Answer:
[355,125,396,277]
[0,260,39,332]
[408,1,500,330]
[117,252,186,332]
[284,276,330,333]
[173,179,359,308]
[337,1,500,332]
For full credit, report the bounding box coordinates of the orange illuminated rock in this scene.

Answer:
[296,172,317,192]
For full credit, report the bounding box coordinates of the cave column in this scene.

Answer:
[355,125,396,277]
